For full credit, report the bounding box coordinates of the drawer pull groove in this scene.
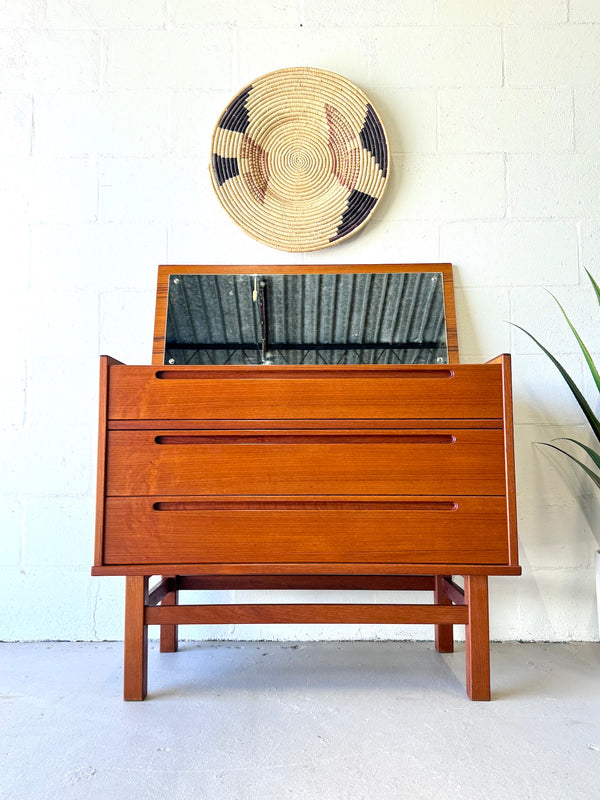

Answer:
[154,368,454,381]
[152,500,458,512]
[153,433,456,445]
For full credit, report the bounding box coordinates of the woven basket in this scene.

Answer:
[209,67,390,253]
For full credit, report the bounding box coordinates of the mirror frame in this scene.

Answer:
[152,264,459,367]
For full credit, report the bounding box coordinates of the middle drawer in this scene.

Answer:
[105,429,506,496]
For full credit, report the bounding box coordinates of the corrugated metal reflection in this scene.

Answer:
[165,272,448,366]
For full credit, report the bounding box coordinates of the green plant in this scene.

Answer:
[513,269,600,490]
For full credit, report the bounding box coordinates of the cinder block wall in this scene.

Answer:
[2,0,600,641]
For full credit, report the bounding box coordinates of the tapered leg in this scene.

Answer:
[160,576,179,653]
[124,575,148,701]
[464,575,491,701]
[434,575,454,653]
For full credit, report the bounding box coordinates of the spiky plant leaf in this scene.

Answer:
[539,442,600,491]
[548,291,600,395]
[586,268,600,308]
[511,322,600,445]
[553,437,600,472]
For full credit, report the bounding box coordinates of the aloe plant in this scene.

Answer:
[513,269,600,491]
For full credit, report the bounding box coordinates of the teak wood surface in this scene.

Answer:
[105,428,506,496]
[106,364,501,421]
[94,264,519,702]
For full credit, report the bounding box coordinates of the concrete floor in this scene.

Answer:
[1,641,599,800]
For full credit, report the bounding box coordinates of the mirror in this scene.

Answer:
[163,271,449,366]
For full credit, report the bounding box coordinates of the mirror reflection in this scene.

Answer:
[165,272,448,366]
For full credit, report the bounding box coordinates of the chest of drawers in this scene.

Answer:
[93,354,519,700]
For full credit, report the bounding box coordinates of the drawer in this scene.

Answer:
[106,363,504,421]
[105,429,507,497]
[102,496,510,566]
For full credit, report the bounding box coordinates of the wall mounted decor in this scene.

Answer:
[209,67,390,252]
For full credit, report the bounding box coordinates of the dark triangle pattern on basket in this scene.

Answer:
[360,104,388,178]
[330,189,378,243]
[212,154,240,187]
[218,85,252,134]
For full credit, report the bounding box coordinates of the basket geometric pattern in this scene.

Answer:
[210,67,390,252]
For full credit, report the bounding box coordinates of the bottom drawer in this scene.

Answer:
[102,496,509,566]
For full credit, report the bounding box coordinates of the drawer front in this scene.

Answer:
[105,429,507,497]
[102,496,510,566]
[106,364,504,421]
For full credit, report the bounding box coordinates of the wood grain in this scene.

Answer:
[174,575,436,591]
[158,575,179,654]
[92,562,522,577]
[107,363,504,422]
[94,356,123,568]
[465,575,491,701]
[105,428,506,497]
[500,354,520,567]
[123,576,148,701]
[145,603,469,626]
[103,495,510,566]
[434,575,455,653]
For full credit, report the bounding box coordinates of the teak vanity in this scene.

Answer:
[93,264,520,700]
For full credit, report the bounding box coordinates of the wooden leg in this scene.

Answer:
[464,575,491,701]
[124,575,148,701]
[160,576,179,653]
[434,575,454,653]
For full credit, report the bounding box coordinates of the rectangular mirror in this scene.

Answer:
[153,265,458,366]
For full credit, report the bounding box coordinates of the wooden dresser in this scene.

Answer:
[93,264,519,700]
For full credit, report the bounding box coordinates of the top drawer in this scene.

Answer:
[106,364,504,421]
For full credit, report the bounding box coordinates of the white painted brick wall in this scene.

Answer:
[100,158,207,222]
[441,221,579,288]
[512,284,600,354]
[30,223,167,291]
[237,27,371,83]
[99,289,157,363]
[438,89,573,154]
[570,0,600,23]
[105,30,233,91]
[0,225,31,289]
[0,0,45,29]
[581,220,600,275]
[34,93,170,158]
[172,0,303,28]
[390,154,506,219]
[303,0,434,26]
[45,0,165,29]
[0,497,23,567]
[505,25,600,87]
[29,159,99,223]
[0,159,34,222]
[512,354,585,420]
[2,0,600,644]
[454,286,511,361]
[436,0,568,25]
[3,355,26,431]
[508,154,600,218]
[373,89,437,153]
[0,95,32,156]
[369,27,503,87]
[170,90,234,156]
[0,30,100,91]
[575,89,600,153]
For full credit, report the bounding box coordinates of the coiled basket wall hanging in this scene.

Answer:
[209,67,390,253]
